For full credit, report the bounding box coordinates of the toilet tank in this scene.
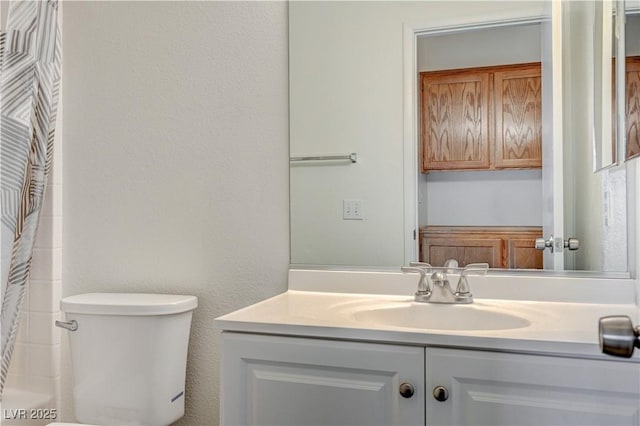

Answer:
[61,293,198,426]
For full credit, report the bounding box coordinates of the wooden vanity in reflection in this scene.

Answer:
[419,226,543,269]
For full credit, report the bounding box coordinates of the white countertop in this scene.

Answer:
[215,289,640,361]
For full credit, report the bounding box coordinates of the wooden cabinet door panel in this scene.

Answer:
[420,226,543,270]
[426,348,640,426]
[507,238,543,269]
[626,57,640,159]
[422,237,503,268]
[421,71,490,171]
[494,65,542,168]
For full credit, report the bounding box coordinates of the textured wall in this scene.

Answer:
[60,2,289,424]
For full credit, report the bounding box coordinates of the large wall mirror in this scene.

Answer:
[290,1,638,275]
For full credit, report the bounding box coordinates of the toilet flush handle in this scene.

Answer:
[55,320,78,331]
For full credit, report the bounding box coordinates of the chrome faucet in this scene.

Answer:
[401,261,489,304]
[443,258,459,273]
[428,270,458,303]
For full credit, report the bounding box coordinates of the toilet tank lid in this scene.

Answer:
[61,293,198,315]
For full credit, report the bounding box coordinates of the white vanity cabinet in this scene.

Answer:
[221,332,425,426]
[425,348,640,426]
[221,332,640,426]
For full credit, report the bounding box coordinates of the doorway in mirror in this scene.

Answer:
[417,23,546,270]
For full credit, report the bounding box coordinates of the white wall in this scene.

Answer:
[599,10,640,272]
[417,22,542,71]
[423,170,542,226]
[559,0,602,271]
[60,2,289,425]
[561,1,632,272]
[417,24,543,227]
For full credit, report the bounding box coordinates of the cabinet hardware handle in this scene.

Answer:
[399,382,414,398]
[433,386,449,402]
[599,315,640,357]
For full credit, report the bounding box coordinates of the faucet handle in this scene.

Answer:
[409,261,432,270]
[454,263,489,296]
[461,263,489,276]
[401,266,431,294]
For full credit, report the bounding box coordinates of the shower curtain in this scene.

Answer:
[0,0,61,398]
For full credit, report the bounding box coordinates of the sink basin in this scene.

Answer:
[350,302,530,331]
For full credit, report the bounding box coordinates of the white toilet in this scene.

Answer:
[49,293,198,426]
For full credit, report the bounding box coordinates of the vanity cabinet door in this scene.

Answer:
[419,226,542,269]
[425,348,640,426]
[506,237,543,269]
[421,236,503,268]
[421,69,491,172]
[221,332,425,426]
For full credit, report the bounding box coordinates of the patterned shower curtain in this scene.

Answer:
[0,0,61,398]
